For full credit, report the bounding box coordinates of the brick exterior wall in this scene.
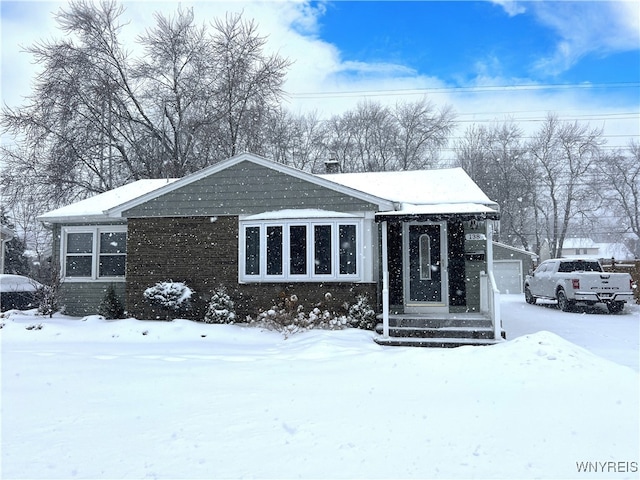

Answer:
[126,216,377,320]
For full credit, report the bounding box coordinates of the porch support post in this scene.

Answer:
[486,220,501,340]
[381,220,390,337]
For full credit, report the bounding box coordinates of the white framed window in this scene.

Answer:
[239,219,361,282]
[61,226,127,281]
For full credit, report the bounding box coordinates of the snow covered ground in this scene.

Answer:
[1,295,638,479]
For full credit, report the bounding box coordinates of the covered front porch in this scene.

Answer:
[375,204,504,347]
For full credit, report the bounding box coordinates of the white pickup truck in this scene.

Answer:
[524,258,636,313]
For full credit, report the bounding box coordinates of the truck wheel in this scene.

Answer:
[525,286,537,305]
[607,301,625,314]
[557,289,574,312]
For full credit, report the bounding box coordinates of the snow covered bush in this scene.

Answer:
[36,272,62,318]
[36,286,58,318]
[203,286,236,324]
[98,284,125,319]
[347,295,377,330]
[143,281,193,315]
[249,294,348,338]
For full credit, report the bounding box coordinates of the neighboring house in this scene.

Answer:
[560,238,600,258]
[39,153,503,346]
[492,242,538,294]
[560,238,634,261]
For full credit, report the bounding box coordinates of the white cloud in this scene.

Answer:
[1,0,637,154]
[489,0,527,17]
[530,1,640,76]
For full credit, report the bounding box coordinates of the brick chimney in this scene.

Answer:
[324,157,340,174]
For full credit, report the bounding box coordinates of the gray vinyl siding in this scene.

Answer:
[461,224,487,312]
[462,261,483,312]
[122,161,377,218]
[59,282,125,316]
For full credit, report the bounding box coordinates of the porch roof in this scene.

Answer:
[375,202,500,222]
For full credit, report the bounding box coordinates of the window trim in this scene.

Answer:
[239,218,362,283]
[61,225,127,282]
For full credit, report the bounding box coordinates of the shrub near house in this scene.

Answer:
[143,281,193,319]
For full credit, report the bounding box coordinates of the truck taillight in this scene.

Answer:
[572,279,580,289]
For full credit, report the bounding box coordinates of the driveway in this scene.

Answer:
[501,294,639,371]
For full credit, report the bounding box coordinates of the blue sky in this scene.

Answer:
[317,1,638,85]
[2,1,639,151]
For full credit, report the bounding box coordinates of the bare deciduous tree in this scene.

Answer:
[262,109,328,172]
[209,13,291,158]
[594,141,640,257]
[454,121,533,249]
[528,114,604,258]
[325,98,456,173]
[394,99,455,170]
[1,1,290,211]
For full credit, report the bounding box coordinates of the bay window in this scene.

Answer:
[240,219,361,282]
[62,226,126,280]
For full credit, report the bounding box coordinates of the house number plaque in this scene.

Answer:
[465,233,486,241]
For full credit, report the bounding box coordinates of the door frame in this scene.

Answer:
[402,221,449,313]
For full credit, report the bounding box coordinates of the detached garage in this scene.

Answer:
[492,242,538,294]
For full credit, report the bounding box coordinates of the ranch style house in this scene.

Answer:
[39,153,504,346]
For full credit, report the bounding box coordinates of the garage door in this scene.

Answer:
[493,260,523,294]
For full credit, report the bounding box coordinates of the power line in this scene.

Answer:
[289,82,640,99]
[302,104,638,131]
[456,112,638,120]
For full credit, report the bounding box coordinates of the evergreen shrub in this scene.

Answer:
[143,281,193,315]
[346,295,377,330]
[203,286,236,324]
[98,284,125,319]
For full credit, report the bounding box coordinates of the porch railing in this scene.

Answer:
[480,270,502,341]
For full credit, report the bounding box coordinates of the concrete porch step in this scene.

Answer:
[378,313,492,329]
[374,311,505,346]
[376,325,497,340]
[374,336,504,348]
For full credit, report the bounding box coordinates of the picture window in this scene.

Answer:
[240,219,360,282]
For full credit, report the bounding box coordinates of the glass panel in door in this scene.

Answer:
[408,224,442,303]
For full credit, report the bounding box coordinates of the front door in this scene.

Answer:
[403,222,448,313]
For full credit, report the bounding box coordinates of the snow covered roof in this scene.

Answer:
[493,241,539,258]
[320,168,497,207]
[38,179,177,223]
[38,156,499,223]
